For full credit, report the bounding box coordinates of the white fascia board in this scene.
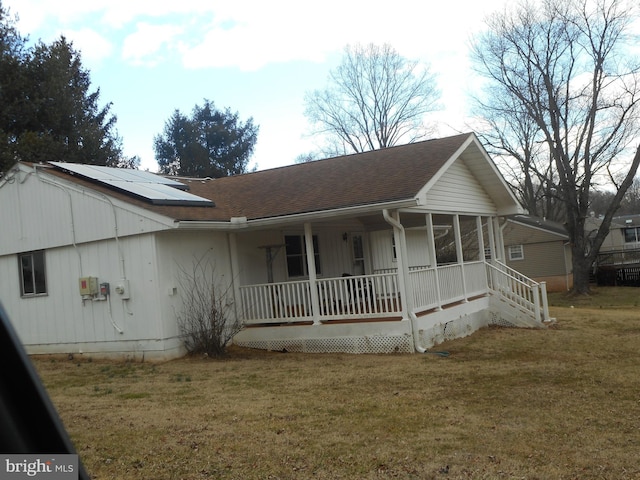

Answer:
[176,198,420,231]
[496,204,526,216]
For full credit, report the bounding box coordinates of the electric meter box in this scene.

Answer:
[79,277,98,295]
[115,278,130,299]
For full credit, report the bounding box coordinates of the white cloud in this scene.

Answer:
[8,0,511,72]
[63,28,113,65]
[122,22,184,66]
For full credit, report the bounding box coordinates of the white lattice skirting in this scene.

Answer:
[235,334,414,354]
[233,296,538,355]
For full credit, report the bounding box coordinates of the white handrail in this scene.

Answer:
[485,261,549,322]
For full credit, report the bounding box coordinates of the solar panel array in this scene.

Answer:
[49,162,214,206]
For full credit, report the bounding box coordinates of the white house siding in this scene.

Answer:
[233,224,367,286]
[423,159,497,215]
[406,228,432,268]
[0,165,174,256]
[369,228,432,272]
[312,225,366,277]
[234,229,288,286]
[0,232,173,357]
[369,230,396,272]
[154,230,234,335]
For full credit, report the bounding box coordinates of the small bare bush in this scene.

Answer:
[176,254,242,357]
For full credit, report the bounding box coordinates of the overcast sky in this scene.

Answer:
[5,0,512,172]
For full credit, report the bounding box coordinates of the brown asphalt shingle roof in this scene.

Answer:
[47,133,473,223]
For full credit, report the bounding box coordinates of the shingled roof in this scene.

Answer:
[45,132,479,223]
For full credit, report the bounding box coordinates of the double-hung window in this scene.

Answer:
[285,235,321,278]
[19,251,47,296]
[508,244,524,261]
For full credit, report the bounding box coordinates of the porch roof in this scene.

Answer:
[41,132,511,224]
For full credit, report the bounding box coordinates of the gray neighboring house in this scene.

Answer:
[503,215,573,292]
[586,213,640,254]
[586,213,640,285]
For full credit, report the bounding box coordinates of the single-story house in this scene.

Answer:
[502,215,573,292]
[0,133,551,359]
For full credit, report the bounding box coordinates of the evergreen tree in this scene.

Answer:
[154,99,258,177]
[0,2,122,175]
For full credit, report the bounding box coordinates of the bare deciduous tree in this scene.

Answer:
[474,90,564,222]
[471,0,640,294]
[176,254,242,357]
[304,43,441,155]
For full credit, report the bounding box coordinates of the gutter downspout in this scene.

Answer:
[303,223,321,325]
[382,209,426,353]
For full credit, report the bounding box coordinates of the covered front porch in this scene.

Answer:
[231,210,551,353]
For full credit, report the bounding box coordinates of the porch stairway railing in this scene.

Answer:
[239,260,550,326]
[485,260,551,325]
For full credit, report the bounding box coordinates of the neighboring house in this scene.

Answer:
[586,213,640,285]
[0,133,552,359]
[502,215,573,292]
[586,213,640,254]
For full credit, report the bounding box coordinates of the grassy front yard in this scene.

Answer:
[34,287,640,479]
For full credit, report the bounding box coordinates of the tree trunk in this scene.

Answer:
[572,251,593,295]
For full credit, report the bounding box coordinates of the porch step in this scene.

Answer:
[489,293,546,328]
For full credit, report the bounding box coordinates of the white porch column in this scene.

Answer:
[488,216,498,262]
[303,222,321,325]
[228,232,242,322]
[383,210,412,316]
[425,213,443,310]
[453,214,468,302]
[476,216,485,260]
[493,217,506,262]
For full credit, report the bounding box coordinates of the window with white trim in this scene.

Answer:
[284,235,321,278]
[19,250,47,296]
[508,244,524,261]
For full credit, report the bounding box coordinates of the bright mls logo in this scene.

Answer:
[1,455,77,479]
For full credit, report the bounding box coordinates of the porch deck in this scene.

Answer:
[235,261,550,353]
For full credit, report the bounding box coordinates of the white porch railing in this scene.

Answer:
[408,261,488,312]
[239,261,549,325]
[239,273,401,324]
[485,260,550,323]
[240,279,312,322]
[317,273,401,318]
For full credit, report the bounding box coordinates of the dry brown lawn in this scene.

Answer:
[33,287,640,479]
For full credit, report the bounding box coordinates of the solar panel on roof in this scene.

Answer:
[49,162,214,206]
